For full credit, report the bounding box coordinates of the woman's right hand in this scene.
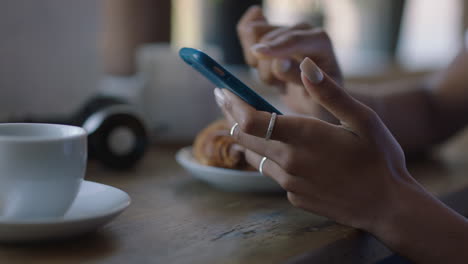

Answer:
[215,57,409,234]
[214,58,468,263]
[237,6,342,116]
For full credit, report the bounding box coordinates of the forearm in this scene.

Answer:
[372,175,468,263]
[348,51,468,154]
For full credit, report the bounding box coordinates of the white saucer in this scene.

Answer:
[176,146,283,192]
[0,181,131,242]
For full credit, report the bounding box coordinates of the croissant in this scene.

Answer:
[193,120,253,170]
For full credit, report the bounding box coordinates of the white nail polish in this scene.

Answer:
[214,88,225,107]
[300,58,324,84]
[250,43,270,54]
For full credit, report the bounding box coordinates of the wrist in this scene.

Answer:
[368,172,424,241]
[368,171,468,262]
[357,168,416,235]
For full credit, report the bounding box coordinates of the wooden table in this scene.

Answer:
[1,144,468,264]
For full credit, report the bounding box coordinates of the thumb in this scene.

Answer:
[299,57,371,131]
[251,28,312,85]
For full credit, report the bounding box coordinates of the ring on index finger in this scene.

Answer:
[265,113,277,140]
[230,123,239,137]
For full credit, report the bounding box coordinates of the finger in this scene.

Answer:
[252,28,321,85]
[237,6,276,66]
[251,28,325,60]
[216,88,335,144]
[245,149,307,193]
[287,192,330,216]
[234,122,340,177]
[251,24,311,85]
[251,30,309,59]
[239,22,277,66]
[299,57,374,133]
[237,5,265,27]
[214,88,237,125]
[257,59,282,85]
[271,58,302,85]
[234,131,291,172]
[237,6,266,65]
[260,22,312,43]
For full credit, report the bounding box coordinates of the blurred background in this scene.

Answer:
[0,0,467,144]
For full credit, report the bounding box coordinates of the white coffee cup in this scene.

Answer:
[0,123,87,220]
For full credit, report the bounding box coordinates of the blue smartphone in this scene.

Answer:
[179,47,282,115]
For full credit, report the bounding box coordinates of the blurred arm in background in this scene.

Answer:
[238,6,468,155]
[349,51,468,154]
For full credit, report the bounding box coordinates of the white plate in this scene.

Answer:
[0,181,131,242]
[176,146,283,192]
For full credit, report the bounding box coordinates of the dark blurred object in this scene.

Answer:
[202,0,262,65]
[76,97,149,170]
[464,0,468,30]
[353,0,406,61]
[386,0,406,58]
[102,0,172,75]
[375,254,413,264]
[307,0,326,28]
[12,97,149,170]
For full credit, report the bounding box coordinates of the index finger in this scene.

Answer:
[237,6,276,66]
[218,88,334,144]
[237,5,265,28]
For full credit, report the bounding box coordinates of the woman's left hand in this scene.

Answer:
[213,57,418,233]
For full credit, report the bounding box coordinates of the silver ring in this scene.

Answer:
[259,156,268,175]
[265,112,277,140]
[230,122,239,137]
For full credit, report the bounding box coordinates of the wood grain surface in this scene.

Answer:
[1,145,467,264]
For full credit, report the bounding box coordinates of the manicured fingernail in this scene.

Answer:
[251,43,270,54]
[214,88,225,107]
[300,57,324,84]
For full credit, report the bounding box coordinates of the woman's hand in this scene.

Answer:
[215,58,468,264]
[237,6,342,115]
[214,57,414,232]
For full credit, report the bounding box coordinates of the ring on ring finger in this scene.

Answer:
[259,156,268,175]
